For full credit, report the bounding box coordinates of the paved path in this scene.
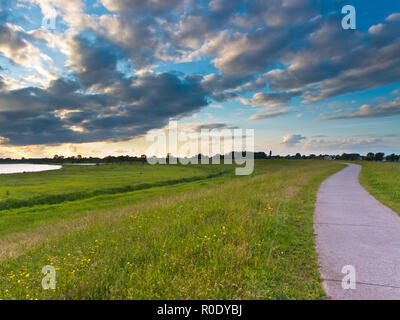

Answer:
[314,163,400,299]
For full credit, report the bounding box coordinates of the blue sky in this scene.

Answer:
[0,0,400,158]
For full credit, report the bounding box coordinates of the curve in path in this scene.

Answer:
[314,163,400,299]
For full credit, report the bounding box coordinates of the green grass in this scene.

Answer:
[0,160,345,300]
[0,163,225,210]
[359,161,400,214]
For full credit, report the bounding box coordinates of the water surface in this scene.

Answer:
[0,164,62,174]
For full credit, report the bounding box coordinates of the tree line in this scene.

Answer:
[0,152,398,163]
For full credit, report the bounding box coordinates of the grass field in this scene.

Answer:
[359,161,400,214]
[0,160,345,300]
[0,164,226,211]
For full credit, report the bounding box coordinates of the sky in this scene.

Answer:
[0,0,400,158]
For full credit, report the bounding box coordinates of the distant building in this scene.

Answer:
[324,156,333,160]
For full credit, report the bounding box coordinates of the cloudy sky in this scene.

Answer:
[0,0,400,158]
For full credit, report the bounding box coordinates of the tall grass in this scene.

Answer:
[0,170,229,211]
[359,161,400,214]
[0,163,222,205]
[0,160,344,300]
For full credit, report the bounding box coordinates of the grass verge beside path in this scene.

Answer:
[359,161,400,214]
[0,160,344,300]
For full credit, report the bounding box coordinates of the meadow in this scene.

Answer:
[0,160,345,300]
[0,163,226,211]
[359,161,400,214]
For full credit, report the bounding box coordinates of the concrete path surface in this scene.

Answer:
[314,163,400,299]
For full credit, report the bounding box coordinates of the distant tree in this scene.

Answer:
[374,152,385,161]
[254,152,267,159]
[386,154,399,162]
[341,153,361,161]
[295,153,301,159]
[366,152,375,161]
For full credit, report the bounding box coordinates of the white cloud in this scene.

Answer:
[282,134,306,145]
[239,92,296,109]
[248,110,290,121]
[386,13,400,22]
[320,98,400,120]
[0,23,58,85]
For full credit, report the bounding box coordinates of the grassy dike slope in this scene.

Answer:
[359,161,400,214]
[0,160,344,300]
[0,163,224,211]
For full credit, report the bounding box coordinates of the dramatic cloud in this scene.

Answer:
[201,73,251,93]
[266,14,400,103]
[0,71,208,145]
[0,22,57,83]
[386,13,400,22]
[232,0,320,29]
[320,98,400,120]
[0,34,209,145]
[282,134,306,145]
[239,92,298,109]
[207,27,310,75]
[303,137,387,153]
[100,0,183,14]
[1,0,400,153]
[248,110,290,121]
[182,122,238,131]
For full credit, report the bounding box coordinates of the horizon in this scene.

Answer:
[0,150,396,160]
